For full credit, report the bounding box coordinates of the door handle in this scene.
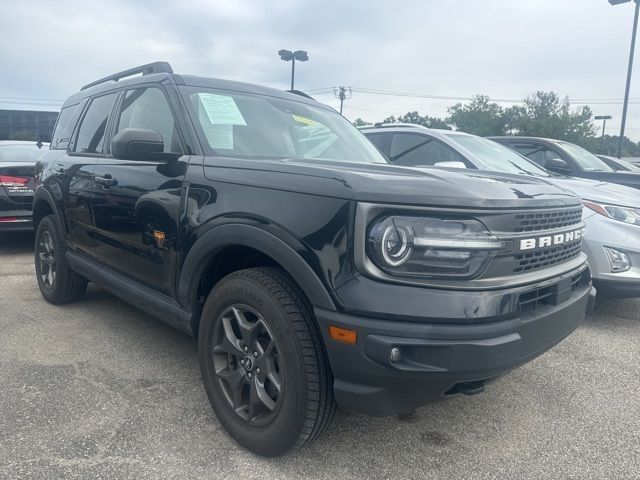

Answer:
[95,175,118,187]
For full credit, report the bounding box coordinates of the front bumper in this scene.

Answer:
[582,211,640,298]
[316,264,594,416]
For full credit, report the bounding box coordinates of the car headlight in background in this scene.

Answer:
[367,216,507,279]
[584,200,640,226]
[603,247,632,273]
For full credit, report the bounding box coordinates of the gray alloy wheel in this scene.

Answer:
[37,230,56,289]
[212,304,283,426]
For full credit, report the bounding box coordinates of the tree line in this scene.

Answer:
[353,91,640,157]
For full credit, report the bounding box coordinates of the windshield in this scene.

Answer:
[557,141,614,172]
[0,145,46,163]
[180,86,387,164]
[444,134,551,176]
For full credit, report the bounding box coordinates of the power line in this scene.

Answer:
[0,96,64,103]
[307,87,640,105]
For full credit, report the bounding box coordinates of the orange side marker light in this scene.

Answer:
[328,325,357,345]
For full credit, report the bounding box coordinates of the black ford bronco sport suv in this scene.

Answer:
[34,62,595,456]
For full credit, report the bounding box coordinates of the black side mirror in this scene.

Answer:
[544,158,572,174]
[111,128,164,161]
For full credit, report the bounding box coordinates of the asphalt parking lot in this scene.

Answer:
[0,232,639,480]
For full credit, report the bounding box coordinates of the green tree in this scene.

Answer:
[597,134,640,157]
[352,118,371,126]
[506,91,595,146]
[446,95,507,136]
[382,111,450,129]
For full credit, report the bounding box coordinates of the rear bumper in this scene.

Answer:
[316,265,594,416]
[0,209,33,231]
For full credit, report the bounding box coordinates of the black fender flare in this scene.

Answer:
[178,223,336,314]
[32,187,62,229]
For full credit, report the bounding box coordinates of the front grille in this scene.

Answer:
[514,207,583,233]
[519,269,589,312]
[513,238,582,273]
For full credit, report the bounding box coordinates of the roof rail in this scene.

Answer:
[81,61,174,91]
[286,89,316,100]
[357,122,426,130]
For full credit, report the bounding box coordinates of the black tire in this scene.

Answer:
[198,267,336,456]
[35,215,88,304]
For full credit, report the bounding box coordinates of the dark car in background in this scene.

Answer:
[488,136,640,190]
[597,154,640,172]
[0,140,47,231]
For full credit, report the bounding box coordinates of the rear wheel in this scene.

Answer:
[198,267,335,456]
[35,215,87,304]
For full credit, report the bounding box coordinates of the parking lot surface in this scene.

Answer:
[1,232,639,480]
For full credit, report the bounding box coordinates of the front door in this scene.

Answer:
[91,86,187,297]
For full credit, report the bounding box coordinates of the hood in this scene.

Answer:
[583,171,640,189]
[202,157,581,209]
[546,176,640,207]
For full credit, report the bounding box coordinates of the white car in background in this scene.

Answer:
[362,124,640,298]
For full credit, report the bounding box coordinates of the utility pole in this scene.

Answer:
[334,86,352,115]
[609,0,640,158]
[595,115,612,154]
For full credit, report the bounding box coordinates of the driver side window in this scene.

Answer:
[510,143,561,167]
[389,133,467,167]
[116,87,182,153]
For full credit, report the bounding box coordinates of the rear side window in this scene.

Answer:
[50,104,81,150]
[73,93,118,154]
[389,133,468,167]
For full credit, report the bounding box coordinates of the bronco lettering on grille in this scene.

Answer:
[519,228,585,251]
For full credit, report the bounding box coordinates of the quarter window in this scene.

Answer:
[73,93,118,154]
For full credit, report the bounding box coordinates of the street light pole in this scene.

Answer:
[595,115,612,153]
[278,49,309,91]
[290,57,295,91]
[610,0,640,158]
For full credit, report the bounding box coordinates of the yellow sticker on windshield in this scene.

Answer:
[292,114,316,125]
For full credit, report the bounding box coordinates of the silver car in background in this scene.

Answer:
[361,124,640,297]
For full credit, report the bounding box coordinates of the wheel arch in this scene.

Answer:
[179,223,336,335]
[32,188,59,230]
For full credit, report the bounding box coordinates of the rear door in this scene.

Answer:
[61,92,120,256]
[91,85,187,297]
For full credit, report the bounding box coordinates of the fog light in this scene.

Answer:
[390,347,401,363]
[604,247,631,273]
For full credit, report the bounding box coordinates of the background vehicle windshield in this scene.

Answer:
[557,141,614,172]
[180,87,388,164]
[0,145,45,163]
[445,134,551,176]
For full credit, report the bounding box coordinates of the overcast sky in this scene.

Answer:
[3,0,640,138]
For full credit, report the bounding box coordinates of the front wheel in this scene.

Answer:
[198,267,336,456]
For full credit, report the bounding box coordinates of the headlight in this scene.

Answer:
[584,201,640,226]
[367,216,507,279]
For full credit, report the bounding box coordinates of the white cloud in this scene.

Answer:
[1,0,639,138]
